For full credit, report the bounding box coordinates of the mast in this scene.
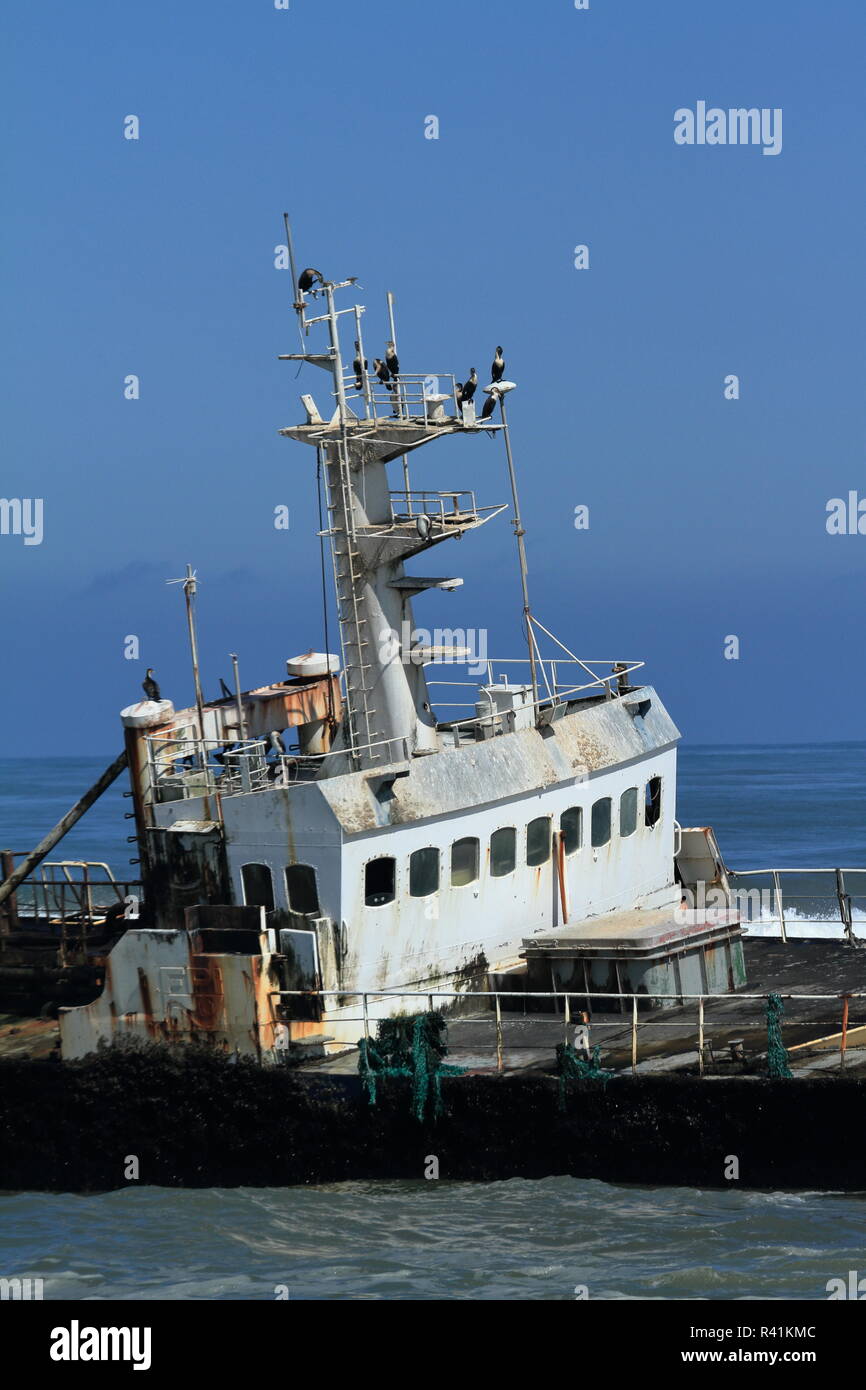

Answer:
[278,229,512,771]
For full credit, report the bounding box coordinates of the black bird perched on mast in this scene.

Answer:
[352,341,367,392]
[142,668,161,702]
[385,341,400,379]
[373,358,394,391]
[297,267,324,293]
[491,346,505,382]
[480,388,500,422]
[461,368,478,404]
[455,382,464,413]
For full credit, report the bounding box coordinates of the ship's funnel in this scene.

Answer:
[120,699,175,728]
[286,652,340,679]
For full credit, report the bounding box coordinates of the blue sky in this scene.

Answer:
[2,0,864,754]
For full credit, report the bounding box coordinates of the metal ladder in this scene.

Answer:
[323,443,384,766]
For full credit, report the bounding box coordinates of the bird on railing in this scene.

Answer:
[352,342,367,392]
[491,346,505,382]
[461,369,478,404]
[297,267,324,294]
[480,388,500,422]
[385,341,400,380]
[142,669,161,702]
[373,358,395,392]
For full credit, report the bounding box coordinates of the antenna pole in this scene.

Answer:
[181,565,207,749]
[230,652,246,741]
[498,395,540,713]
[387,291,412,506]
[283,212,306,343]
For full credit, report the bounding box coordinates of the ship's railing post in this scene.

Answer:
[495,992,504,1073]
[840,994,850,1069]
[563,990,571,1046]
[772,870,788,943]
[362,992,370,1045]
[631,996,638,1075]
[836,868,854,943]
[698,997,705,1076]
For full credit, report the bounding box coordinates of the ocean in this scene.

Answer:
[1,744,864,1301]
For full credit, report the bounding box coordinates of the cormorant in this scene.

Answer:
[491,346,505,382]
[142,668,161,702]
[267,730,287,756]
[219,677,233,701]
[297,268,324,293]
[373,358,394,391]
[462,369,478,403]
[480,389,500,422]
[455,383,464,412]
[385,342,400,379]
[352,342,367,392]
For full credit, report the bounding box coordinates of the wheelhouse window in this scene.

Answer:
[645,776,662,828]
[365,856,395,906]
[410,847,440,898]
[560,807,583,856]
[490,827,516,877]
[451,837,479,887]
[591,797,612,847]
[241,862,274,911]
[526,816,551,867]
[285,864,320,915]
[620,788,638,838]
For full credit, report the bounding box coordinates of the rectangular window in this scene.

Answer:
[365,857,395,906]
[620,787,638,838]
[410,847,439,898]
[645,776,662,828]
[591,798,612,847]
[241,862,274,911]
[526,816,551,866]
[490,827,516,877]
[560,807,583,856]
[451,837,479,887]
[285,864,319,915]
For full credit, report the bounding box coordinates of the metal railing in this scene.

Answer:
[273,986,866,1075]
[429,657,646,734]
[340,370,462,424]
[726,867,866,943]
[145,732,414,802]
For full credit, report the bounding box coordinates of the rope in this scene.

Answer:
[766,992,792,1078]
[555,1041,614,1109]
[358,1012,465,1122]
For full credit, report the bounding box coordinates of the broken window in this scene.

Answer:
[560,807,583,856]
[285,864,320,915]
[490,827,516,877]
[241,862,274,911]
[365,857,396,906]
[410,847,440,898]
[620,787,638,838]
[645,776,662,828]
[526,816,551,866]
[591,798,612,847]
[451,837,479,887]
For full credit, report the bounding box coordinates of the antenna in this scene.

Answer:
[387,290,412,503]
[167,564,208,756]
[283,212,307,349]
